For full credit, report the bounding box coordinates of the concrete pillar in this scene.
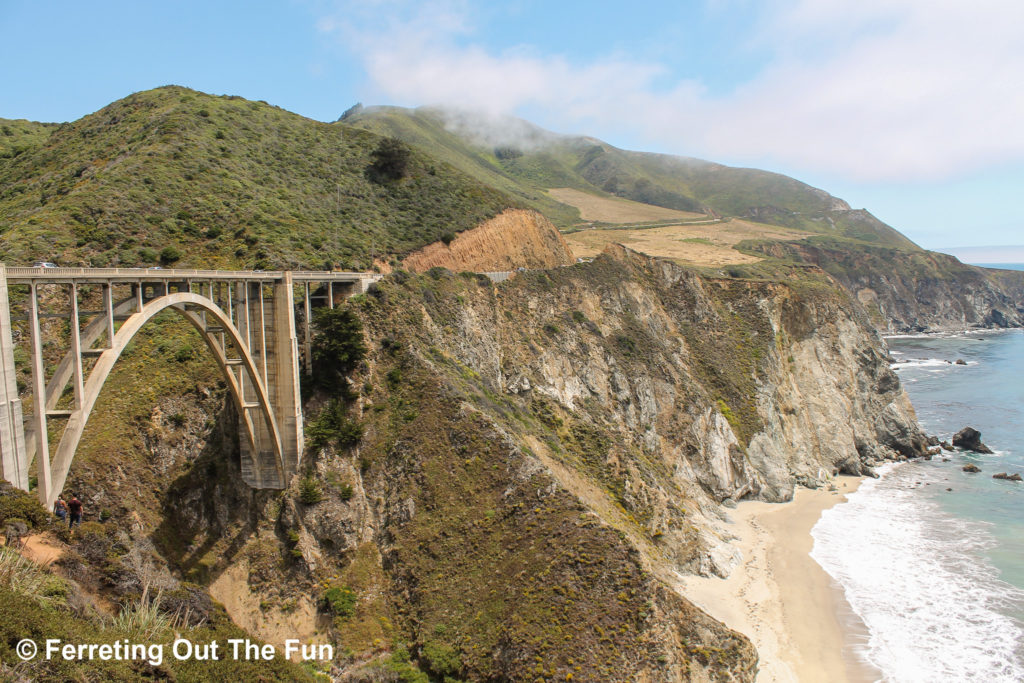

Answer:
[273,273,303,479]
[28,282,52,503]
[0,265,28,491]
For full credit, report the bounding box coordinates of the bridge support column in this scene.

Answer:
[0,265,28,492]
[273,274,303,479]
[236,277,303,487]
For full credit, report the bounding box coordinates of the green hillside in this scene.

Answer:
[345,106,919,249]
[0,87,517,269]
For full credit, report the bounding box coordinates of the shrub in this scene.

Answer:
[0,483,48,528]
[338,484,354,501]
[321,584,357,619]
[159,246,182,264]
[306,400,363,451]
[297,477,323,505]
[440,232,456,245]
[421,640,461,678]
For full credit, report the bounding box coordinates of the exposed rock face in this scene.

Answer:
[402,208,575,272]
[953,427,994,454]
[150,245,929,681]
[750,241,1024,333]
[993,472,1022,481]
[963,463,981,473]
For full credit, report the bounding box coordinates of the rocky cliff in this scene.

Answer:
[144,244,928,681]
[748,239,1024,333]
[402,208,575,272]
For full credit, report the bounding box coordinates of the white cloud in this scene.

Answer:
[319,0,1024,182]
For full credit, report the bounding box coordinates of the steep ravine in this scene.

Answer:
[150,245,927,681]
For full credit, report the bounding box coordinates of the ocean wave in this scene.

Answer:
[811,464,1024,682]
[889,357,973,370]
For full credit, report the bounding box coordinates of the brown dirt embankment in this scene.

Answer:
[403,209,575,272]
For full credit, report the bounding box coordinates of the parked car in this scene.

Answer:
[30,261,58,268]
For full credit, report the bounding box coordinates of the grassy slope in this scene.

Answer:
[0,87,518,270]
[345,106,919,249]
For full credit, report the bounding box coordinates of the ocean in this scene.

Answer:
[810,268,1024,682]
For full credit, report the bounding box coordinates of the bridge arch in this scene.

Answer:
[43,292,284,507]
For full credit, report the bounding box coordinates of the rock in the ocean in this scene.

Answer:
[993,472,1023,482]
[955,359,967,365]
[952,427,994,454]
[962,463,981,473]
[940,440,952,450]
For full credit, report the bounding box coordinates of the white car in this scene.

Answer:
[30,261,58,268]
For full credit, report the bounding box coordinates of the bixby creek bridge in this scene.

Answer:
[0,264,404,508]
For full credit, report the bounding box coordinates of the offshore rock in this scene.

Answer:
[953,427,994,454]
[993,472,1023,481]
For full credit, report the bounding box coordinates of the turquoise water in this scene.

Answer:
[811,329,1024,680]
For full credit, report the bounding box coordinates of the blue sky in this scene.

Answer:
[2,0,1022,254]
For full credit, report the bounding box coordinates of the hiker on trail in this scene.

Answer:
[53,494,68,523]
[67,494,83,529]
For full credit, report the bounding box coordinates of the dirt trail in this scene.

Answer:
[20,533,64,566]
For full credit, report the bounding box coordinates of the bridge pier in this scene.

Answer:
[0,266,28,491]
[235,276,303,487]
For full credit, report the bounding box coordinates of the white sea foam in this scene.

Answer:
[889,357,965,370]
[811,464,1024,682]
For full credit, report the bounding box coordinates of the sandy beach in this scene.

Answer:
[677,477,881,682]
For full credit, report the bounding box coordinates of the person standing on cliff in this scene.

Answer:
[53,494,68,523]
[67,494,83,530]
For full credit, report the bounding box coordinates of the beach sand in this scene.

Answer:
[677,477,881,682]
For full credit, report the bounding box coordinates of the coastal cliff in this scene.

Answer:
[150,244,925,681]
[748,239,1024,333]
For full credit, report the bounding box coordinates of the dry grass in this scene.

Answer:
[564,218,807,266]
[548,187,705,223]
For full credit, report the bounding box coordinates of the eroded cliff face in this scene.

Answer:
[751,240,1024,333]
[150,245,927,681]
[402,208,575,272]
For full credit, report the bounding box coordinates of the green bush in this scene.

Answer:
[306,400,363,451]
[421,640,462,678]
[321,584,357,619]
[0,484,48,528]
[338,484,354,501]
[297,477,323,505]
[160,246,182,264]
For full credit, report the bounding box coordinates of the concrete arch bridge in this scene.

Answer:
[0,265,382,507]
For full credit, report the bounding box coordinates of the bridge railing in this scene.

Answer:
[4,267,384,284]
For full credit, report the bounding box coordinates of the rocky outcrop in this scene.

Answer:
[953,426,994,454]
[749,240,1024,333]
[993,472,1022,481]
[402,208,574,272]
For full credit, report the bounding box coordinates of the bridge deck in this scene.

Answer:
[5,267,382,285]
